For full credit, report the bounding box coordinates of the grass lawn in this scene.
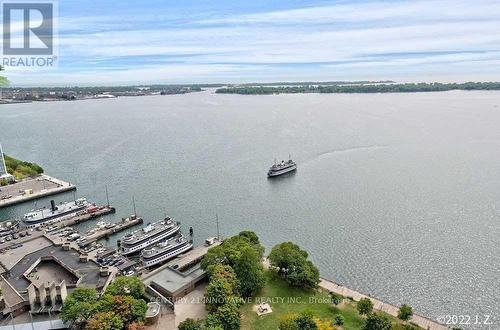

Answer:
[240,271,417,330]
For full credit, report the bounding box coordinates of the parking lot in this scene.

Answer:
[0,177,60,199]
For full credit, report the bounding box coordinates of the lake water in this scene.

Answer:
[1,90,499,325]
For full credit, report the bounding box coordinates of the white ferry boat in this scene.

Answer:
[140,235,193,267]
[268,157,297,177]
[120,217,180,255]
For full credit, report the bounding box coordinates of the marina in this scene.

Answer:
[0,174,76,208]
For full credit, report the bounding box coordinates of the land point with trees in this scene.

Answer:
[180,231,420,330]
[0,154,44,185]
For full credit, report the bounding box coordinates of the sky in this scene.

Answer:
[3,0,500,86]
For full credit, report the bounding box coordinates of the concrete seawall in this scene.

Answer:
[319,278,449,330]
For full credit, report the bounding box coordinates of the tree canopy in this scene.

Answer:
[363,312,392,330]
[398,304,413,322]
[278,312,318,330]
[105,276,146,299]
[202,231,265,297]
[62,277,148,329]
[61,287,99,325]
[357,298,374,316]
[268,242,320,289]
[85,311,123,330]
[178,318,204,330]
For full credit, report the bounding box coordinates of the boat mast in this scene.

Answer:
[216,212,220,241]
[132,196,137,216]
[105,185,110,207]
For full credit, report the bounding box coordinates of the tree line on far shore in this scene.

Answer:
[215,82,500,95]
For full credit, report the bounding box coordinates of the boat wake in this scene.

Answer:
[306,145,389,164]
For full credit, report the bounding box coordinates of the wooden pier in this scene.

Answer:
[79,215,143,247]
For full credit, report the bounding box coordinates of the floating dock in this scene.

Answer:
[79,215,143,247]
[0,174,76,208]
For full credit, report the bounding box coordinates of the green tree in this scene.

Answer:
[233,245,265,297]
[202,233,265,297]
[268,242,319,289]
[178,318,204,330]
[329,292,343,306]
[211,264,240,294]
[398,304,413,322]
[202,235,264,273]
[295,311,318,330]
[279,312,317,330]
[268,242,307,275]
[333,314,345,326]
[105,276,145,299]
[111,295,147,325]
[61,287,99,325]
[363,313,392,330]
[206,276,235,312]
[85,311,123,330]
[278,316,300,330]
[211,302,241,330]
[238,230,260,245]
[357,298,374,316]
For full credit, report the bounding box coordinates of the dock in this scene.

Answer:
[57,206,116,227]
[0,174,76,208]
[79,215,143,247]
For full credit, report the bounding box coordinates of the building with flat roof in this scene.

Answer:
[145,264,206,301]
[0,237,112,317]
[0,144,14,182]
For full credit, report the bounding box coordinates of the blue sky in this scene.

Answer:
[4,0,500,86]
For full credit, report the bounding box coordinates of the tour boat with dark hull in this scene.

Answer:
[22,199,90,228]
[141,235,193,267]
[267,157,297,177]
[120,218,180,255]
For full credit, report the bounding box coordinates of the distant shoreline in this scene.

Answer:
[216,82,500,95]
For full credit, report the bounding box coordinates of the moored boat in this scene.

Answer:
[120,217,180,255]
[140,235,193,267]
[22,198,90,228]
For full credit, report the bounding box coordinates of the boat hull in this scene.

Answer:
[142,242,193,267]
[267,165,297,177]
[121,224,180,255]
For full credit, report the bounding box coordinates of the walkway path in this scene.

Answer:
[319,278,448,330]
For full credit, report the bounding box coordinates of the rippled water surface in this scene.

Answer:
[1,90,499,324]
